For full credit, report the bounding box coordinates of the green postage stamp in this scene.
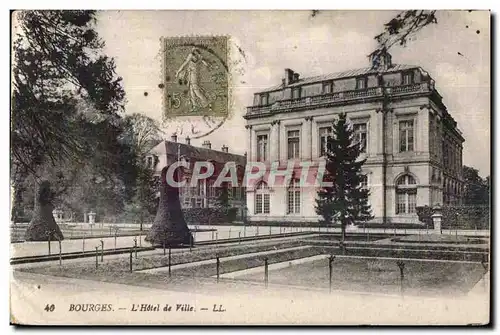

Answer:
[161,36,229,119]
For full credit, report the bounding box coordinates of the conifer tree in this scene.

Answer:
[315,113,373,247]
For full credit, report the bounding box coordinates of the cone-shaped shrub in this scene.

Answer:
[146,166,193,247]
[25,180,64,241]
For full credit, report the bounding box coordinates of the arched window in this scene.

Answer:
[287,179,301,214]
[396,174,417,214]
[255,181,270,214]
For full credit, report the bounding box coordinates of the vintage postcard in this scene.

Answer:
[9,10,490,326]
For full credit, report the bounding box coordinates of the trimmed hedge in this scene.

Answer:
[182,207,238,224]
[442,205,490,230]
[416,205,490,230]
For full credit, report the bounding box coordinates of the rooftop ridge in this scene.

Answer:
[258,64,419,94]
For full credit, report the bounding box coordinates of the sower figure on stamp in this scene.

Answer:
[175,47,211,111]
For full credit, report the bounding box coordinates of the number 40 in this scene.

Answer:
[44,304,55,312]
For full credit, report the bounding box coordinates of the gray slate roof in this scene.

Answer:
[259,64,418,93]
[151,140,246,166]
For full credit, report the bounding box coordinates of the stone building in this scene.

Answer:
[148,135,246,211]
[243,51,464,225]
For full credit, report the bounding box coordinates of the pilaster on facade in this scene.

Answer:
[245,125,253,162]
[270,120,280,162]
[303,116,313,161]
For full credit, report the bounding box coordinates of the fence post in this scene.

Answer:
[134,237,138,259]
[216,254,220,283]
[95,246,99,270]
[129,250,133,272]
[82,234,86,254]
[238,232,241,244]
[211,231,214,240]
[168,247,172,277]
[47,232,51,256]
[329,255,335,293]
[397,261,405,297]
[264,257,269,288]
[100,240,104,262]
[228,228,231,239]
[114,232,117,251]
[58,240,62,267]
[163,240,166,256]
[269,226,272,236]
[256,226,259,236]
[139,235,142,247]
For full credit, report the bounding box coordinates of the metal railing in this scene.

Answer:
[246,83,429,115]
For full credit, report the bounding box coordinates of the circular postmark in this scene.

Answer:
[160,36,232,139]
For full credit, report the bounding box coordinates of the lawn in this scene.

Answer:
[236,256,486,296]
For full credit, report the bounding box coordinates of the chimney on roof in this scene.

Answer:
[284,68,295,86]
[171,133,177,142]
[293,73,300,82]
[185,136,191,145]
[221,145,228,153]
[202,140,211,149]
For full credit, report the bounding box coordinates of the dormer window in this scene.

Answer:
[356,77,367,90]
[323,82,332,94]
[260,94,268,106]
[402,71,414,85]
[292,87,301,99]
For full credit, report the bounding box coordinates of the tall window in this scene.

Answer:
[255,182,270,214]
[257,134,268,162]
[287,130,300,159]
[353,123,367,153]
[292,88,301,99]
[146,156,153,168]
[356,77,367,90]
[234,186,241,200]
[208,180,216,198]
[287,179,301,214]
[402,71,414,85]
[319,126,332,157]
[399,120,414,152]
[395,175,417,214]
[360,174,368,189]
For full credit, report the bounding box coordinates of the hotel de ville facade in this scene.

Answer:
[243,51,465,225]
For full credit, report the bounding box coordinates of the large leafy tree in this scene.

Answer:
[121,113,163,230]
[215,182,231,213]
[12,10,126,240]
[315,113,373,247]
[462,165,489,205]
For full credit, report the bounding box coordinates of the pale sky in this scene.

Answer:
[96,10,490,177]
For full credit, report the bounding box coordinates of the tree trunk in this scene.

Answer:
[145,166,192,247]
[10,168,28,223]
[25,180,64,241]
